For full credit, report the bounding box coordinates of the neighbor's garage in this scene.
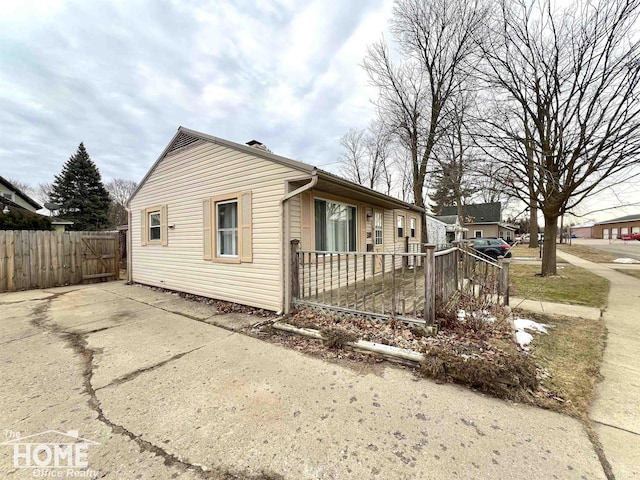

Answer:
[593,214,640,240]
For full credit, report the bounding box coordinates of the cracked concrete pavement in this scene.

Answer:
[1,281,608,479]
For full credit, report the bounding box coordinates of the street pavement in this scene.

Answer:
[1,281,608,479]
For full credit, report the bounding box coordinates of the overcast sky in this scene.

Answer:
[1,0,638,222]
[0,0,392,188]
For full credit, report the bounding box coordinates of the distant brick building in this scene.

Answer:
[593,214,640,239]
[570,222,594,239]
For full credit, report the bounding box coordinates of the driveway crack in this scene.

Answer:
[96,345,207,391]
[28,291,282,480]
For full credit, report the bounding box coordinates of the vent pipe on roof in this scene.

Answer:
[246,139,268,151]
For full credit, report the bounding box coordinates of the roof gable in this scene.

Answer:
[595,213,640,225]
[0,176,41,210]
[441,202,502,223]
[128,127,422,213]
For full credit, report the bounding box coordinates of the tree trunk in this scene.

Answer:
[541,215,558,276]
[528,203,538,248]
[457,202,465,237]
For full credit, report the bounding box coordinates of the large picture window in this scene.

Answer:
[314,198,356,251]
[216,200,238,257]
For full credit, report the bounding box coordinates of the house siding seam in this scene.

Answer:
[129,140,301,311]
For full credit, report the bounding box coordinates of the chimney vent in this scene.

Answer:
[246,139,268,151]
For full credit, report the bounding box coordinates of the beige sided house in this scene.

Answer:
[128,127,423,313]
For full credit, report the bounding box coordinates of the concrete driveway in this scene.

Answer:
[0,282,607,479]
[571,238,640,261]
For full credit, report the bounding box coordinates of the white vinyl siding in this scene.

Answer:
[130,140,299,311]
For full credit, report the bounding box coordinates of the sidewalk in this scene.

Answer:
[556,249,640,478]
[510,296,602,320]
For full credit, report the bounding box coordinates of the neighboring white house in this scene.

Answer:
[427,214,465,245]
[0,176,41,212]
[128,127,424,313]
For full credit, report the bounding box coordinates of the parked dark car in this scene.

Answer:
[464,237,512,259]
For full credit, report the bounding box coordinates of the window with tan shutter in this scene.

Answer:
[204,192,252,263]
[141,205,168,246]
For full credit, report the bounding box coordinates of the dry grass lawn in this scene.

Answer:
[526,312,606,418]
[557,243,619,263]
[614,268,640,280]
[510,263,609,308]
[510,244,543,258]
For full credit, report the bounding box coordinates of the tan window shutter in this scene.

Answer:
[301,192,312,249]
[161,205,168,246]
[140,209,147,246]
[240,191,253,262]
[203,199,212,260]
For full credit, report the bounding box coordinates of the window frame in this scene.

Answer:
[374,211,383,246]
[142,205,167,246]
[211,193,242,263]
[397,214,405,239]
[409,217,416,238]
[148,210,161,243]
[313,197,357,252]
[216,199,239,258]
[474,230,483,238]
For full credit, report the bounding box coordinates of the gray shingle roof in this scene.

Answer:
[595,214,640,225]
[441,202,502,223]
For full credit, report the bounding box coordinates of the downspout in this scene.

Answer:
[125,207,133,283]
[279,169,318,314]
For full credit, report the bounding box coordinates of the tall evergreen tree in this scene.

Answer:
[50,143,111,231]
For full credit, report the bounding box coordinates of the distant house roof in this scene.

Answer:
[0,176,41,210]
[433,215,459,225]
[595,214,640,225]
[441,202,502,224]
[571,222,595,229]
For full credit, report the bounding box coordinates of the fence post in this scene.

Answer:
[290,240,300,310]
[423,244,435,326]
[500,258,510,306]
[404,236,409,267]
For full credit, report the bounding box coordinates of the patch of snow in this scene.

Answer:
[516,330,533,347]
[613,258,640,264]
[514,318,548,334]
[513,318,549,350]
[457,310,466,321]
[484,317,496,323]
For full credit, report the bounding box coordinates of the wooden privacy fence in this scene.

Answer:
[0,230,119,293]
[290,241,509,327]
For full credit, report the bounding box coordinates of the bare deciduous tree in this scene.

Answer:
[105,178,137,227]
[481,0,640,274]
[363,0,488,244]
[337,122,392,194]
